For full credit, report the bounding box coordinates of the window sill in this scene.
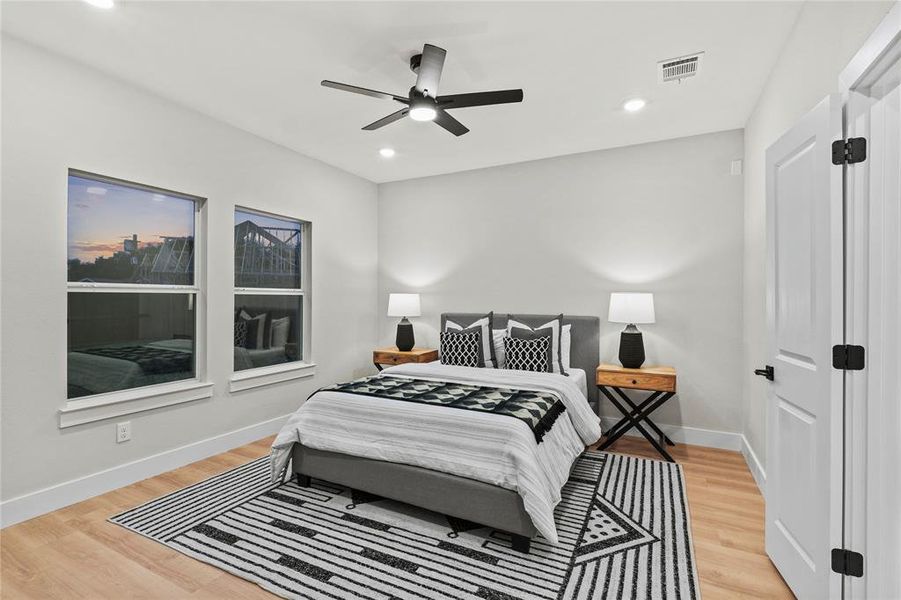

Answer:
[59,380,214,429]
[230,361,316,393]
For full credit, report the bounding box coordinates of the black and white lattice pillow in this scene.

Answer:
[504,335,552,372]
[234,319,248,347]
[440,331,483,367]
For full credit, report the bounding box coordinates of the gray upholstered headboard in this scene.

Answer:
[440,313,600,405]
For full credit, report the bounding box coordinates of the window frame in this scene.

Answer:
[230,206,313,392]
[60,169,209,427]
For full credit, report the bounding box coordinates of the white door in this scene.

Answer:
[764,94,844,599]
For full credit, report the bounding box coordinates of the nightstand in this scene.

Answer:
[373,347,439,371]
[596,363,678,462]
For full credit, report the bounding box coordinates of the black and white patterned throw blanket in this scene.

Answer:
[78,345,192,375]
[321,375,566,443]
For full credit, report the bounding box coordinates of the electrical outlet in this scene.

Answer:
[116,421,131,443]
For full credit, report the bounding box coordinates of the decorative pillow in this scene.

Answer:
[561,324,572,370]
[507,314,567,375]
[439,330,483,367]
[234,320,248,347]
[510,327,554,372]
[269,316,290,348]
[445,312,496,368]
[492,328,508,369]
[504,335,552,372]
[237,309,267,349]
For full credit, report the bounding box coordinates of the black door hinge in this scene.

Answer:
[831,548,864,577]
[833,345,865,370]
[832,138,867,165]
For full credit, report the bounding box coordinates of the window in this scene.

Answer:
[67,171,202,400]
[233,208,307,373]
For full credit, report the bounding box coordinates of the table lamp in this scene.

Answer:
[608,292,655,368]
[387,293,421,351]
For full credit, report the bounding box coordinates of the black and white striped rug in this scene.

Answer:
[111,451,699,599]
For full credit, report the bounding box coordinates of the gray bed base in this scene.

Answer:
[292,444,537,552]
[291,313,600,554]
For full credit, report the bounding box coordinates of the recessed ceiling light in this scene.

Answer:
[379,148,396,158]
[83,0,114,8]
[86,186,107,195]
[409,107,437,122]
[623,98,646,113]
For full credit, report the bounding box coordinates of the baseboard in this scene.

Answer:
[0,414,291,529]
[599,416,742,452]
[740,434,767,494]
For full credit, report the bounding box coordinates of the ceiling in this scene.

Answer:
[1,1,803,183]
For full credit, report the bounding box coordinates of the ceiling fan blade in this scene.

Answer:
[437,89,523,109]
[433,109,469,136]
[362,108,410,131]
[321,80,408,103]
[415,44,446,97]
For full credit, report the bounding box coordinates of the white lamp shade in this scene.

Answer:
[608,292,655,324]
[387,293,421,317]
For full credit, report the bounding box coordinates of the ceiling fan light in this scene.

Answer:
[409,106,437,122]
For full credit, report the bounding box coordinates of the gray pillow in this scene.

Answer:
[445,312,496,368]
[507,314,567,375]
[237,309,268,349]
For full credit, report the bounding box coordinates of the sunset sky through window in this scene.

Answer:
[67,175,195,262]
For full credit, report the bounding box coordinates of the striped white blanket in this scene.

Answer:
[270,362,602,544]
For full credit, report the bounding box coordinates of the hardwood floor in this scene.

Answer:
[1,436,792,599]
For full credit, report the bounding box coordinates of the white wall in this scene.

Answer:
[0,38,378,504]
[378,130,745,436]
[741,0,895,470]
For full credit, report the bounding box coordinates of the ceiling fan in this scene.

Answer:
[321,43,523,136]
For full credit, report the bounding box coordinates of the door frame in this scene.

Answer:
[839,4,901,599]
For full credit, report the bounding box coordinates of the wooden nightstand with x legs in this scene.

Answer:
[596,364,678,462]
[372,347,438,371]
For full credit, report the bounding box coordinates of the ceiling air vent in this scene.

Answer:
[658,52,704,83]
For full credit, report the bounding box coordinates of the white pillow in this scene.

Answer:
[492,328,507,369]
[269,316,290,348]
[561,323,572,370]
[507,315,567,375]
[445,313,496,368]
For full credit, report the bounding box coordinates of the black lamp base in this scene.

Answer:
[618,325,645,369]
[395,317,415,351]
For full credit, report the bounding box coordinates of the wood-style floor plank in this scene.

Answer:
[1,435,793,599]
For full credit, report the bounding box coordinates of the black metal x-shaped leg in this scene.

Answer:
[598,385,676,462]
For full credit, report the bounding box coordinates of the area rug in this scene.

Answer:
[111,451,699,599]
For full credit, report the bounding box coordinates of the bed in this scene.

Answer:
[271,313,601,553]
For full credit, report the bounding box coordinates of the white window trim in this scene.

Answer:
[59,380,213,428]
[63,170,209,426]
[229,361,316,393]
[233,207,312,380]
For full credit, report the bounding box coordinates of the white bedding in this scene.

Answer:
[566,367,587,398]
[270,362,602,544]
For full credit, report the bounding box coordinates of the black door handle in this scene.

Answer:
[754,365,774,381]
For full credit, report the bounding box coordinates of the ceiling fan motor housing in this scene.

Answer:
[409,53,422,74]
